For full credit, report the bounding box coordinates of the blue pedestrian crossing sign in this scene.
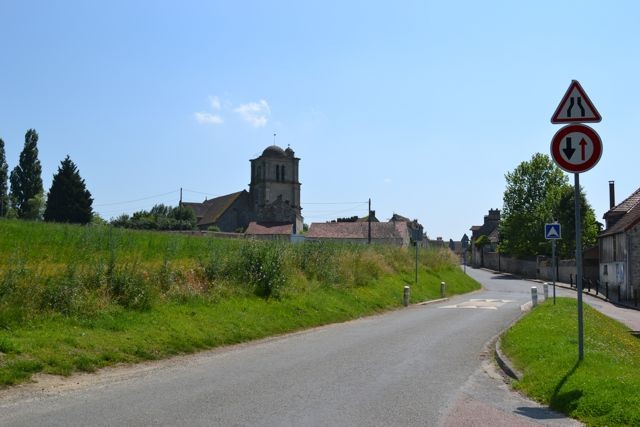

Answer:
[545,223,561,239]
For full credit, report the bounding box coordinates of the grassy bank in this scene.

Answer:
[502,297,640,426]
[0,219,479,386]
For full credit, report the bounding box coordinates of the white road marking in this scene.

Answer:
[441,299,514,310]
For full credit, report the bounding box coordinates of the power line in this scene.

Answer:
[94,190,179,207]
[303,201,368,205]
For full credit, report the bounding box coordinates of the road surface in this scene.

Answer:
[0,268,580,426]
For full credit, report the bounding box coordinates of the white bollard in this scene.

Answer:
[403,286,410,307]
[543,283,549,299]
[531,286,538,307]
[440,282,446,298]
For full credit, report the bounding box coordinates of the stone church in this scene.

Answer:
[182,145,303,233]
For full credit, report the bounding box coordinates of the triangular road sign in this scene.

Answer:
[551,80,602,124]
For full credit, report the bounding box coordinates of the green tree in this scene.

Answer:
[0,138,8,217]
[500,153,568,258]
[552,184,599,258]
[44,156,93,224]
[474,235,491,267]
[9,129,44,219]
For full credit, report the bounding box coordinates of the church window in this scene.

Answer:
[276,165,280,181]
[281,165,285,181]
[257,166,262,181]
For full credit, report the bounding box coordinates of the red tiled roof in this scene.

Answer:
[245,222,293,235]
[307,221,408,240]
[601,188,640,236]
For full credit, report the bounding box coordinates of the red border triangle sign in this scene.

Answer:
[551,80,602,124]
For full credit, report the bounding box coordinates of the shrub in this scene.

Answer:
[239,241,287,299]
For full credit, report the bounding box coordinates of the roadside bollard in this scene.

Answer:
[440,282,446,298]
[543,283,549,300]
[403,286,410,307]
[531,287,538,307]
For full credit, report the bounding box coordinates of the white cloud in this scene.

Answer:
[209,96,221,110]
[194,112,224,125]
[234,99,271,127]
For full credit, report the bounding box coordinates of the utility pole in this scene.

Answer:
[179,188,183,208]
[368,198,372,244]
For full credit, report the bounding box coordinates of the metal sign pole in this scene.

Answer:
[552,239,557,305]
[575,173,584,360]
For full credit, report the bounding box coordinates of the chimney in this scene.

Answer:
[609,181,615,209]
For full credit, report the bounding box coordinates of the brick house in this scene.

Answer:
[599,184,640,301]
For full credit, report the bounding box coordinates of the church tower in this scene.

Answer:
[249,145,303,232]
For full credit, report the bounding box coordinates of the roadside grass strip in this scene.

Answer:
[0,219,480,386]
[501,297,640,426]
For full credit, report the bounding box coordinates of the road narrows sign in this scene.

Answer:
[550,124,602,173]
[551,80,602,124]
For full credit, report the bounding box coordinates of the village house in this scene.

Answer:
[469,209,500,267]
[306,221,410,247]
[599,182,640,302]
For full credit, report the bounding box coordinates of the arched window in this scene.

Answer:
[257,166,262,181]
[281,165,285,181]
[276,165,280,181]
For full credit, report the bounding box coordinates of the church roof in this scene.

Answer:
[182,190,247,226]
[262,145,287,157]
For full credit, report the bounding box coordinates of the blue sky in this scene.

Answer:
[1,1,639,240]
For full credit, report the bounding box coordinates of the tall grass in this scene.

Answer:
[0,219,478,385]
[0,219,460,326]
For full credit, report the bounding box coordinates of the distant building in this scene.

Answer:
[599,182,640,302]
[306,221,410,247]
[183,145,303,233]
[470,209,501,267]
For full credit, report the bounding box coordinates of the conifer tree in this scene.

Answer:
[9,129,44,219]
[44,156,93,224]
[0,138,8,217]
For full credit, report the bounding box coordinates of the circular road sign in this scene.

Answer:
[550,124,602,173]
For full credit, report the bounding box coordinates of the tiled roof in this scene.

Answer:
[607,187,640,216]
[184,191,246,226]
[245,221,293,235]
[307,221,408,240]
[601,188,640,236]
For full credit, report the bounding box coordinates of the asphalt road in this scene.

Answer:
[0,268,581,426]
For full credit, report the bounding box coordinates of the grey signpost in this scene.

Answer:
[545,223,561,305]
[550,80,603,361]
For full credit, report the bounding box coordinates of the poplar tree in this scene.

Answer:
[9,129,44,219]
[44,156,93,224]
[0,138,8,217]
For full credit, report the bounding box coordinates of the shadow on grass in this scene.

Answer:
[549,360,583,414]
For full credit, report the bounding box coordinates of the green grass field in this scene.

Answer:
[502,297,640,426]
[0,219,479,386]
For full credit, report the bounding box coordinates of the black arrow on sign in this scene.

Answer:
[563,137,576,160]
